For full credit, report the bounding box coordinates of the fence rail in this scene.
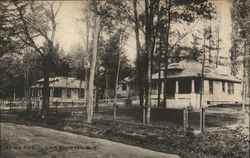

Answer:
[0,99,88,111]
[0,98,132,111]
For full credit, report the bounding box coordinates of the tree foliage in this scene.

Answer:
[12,1,63,116]
[230,0,250,76]
[98,31,133,98]
[0,55,24,98]
[0,2,22,57]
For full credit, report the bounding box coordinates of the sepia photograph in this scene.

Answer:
[0,0,249,157]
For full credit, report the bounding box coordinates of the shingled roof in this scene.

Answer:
[152,60,241,83]
[31,77,86,88]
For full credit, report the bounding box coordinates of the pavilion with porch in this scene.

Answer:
[151,60,242,109]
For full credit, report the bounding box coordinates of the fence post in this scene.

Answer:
[3,99,5,109]
[113,104,117,121]
[29,101,32,113]
[245,107,249,135]
[9,100,12,112]
[183,107,188,132]
[56,101,58,113]
[37,101,40,111]
[248,108,250,140]
[200,107,205,133]
[142,106,146,127]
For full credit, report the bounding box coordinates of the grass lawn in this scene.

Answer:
[0,104,249,158]
[94,104,247,131]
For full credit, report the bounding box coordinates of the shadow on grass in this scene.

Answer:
[97,106,242,130]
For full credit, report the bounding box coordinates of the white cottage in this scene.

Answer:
[151,60,242,109]
[116,77,136,98]
[31,77,89,104]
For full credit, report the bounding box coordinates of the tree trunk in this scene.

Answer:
[13,84,16,100]
[85,68,89,106]
[105,73,108,102]
[41,67,50,118]
[208,22,212,64]
[242,40,246,111]
[215,24,220,68]
[163,0,172,106]
[157,41,163,107]
[200,25,206,133]
[87,14,101,124]
[145,0,153,124]
[133,0,146,124]
[157,71,161,107]
[85,7,90,108]
[113,52,121,120]
[133,0,144,108]
[95,73,99,112]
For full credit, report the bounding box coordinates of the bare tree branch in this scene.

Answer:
[169,18,201,53]
[14,3,45,57]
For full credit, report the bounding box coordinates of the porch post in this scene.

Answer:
[225,82,228,93]
[176,80,179,107]
[191,79,196,108]
[175,80,179,93]
[161,81,164,97]
[191,79,195,93]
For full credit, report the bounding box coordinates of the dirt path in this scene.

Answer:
[0,122,180,158]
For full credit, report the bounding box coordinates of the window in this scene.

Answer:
[209,80,213,94]
[79,88,85,98]
[222,82,225,92]
[122,83,127,91]
[54,88,62,97]
[67,89,71,98]
[228,83,234,94]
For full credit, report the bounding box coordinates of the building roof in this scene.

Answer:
[31,77,86,88]
[152,60,241,83]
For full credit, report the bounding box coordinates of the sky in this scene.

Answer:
[55,0,233,63]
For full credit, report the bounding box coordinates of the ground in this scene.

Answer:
[0,122,179,158]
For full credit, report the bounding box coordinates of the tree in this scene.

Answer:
[0,55,24,99]
[144,0,215,123]
[65,45,89,79]
[86,1,101,123]
[78,0,215,124]
[98,32,131,97]
[133,0,145,111]
[116,0,215,124]
[156,0,215,107]
[231,0,250,111]
[0,2,22,57]
[13,1,62,118]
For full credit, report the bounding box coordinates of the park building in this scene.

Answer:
[30,77,90,106]
[116,77,136,98]
[150,60,242,109]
